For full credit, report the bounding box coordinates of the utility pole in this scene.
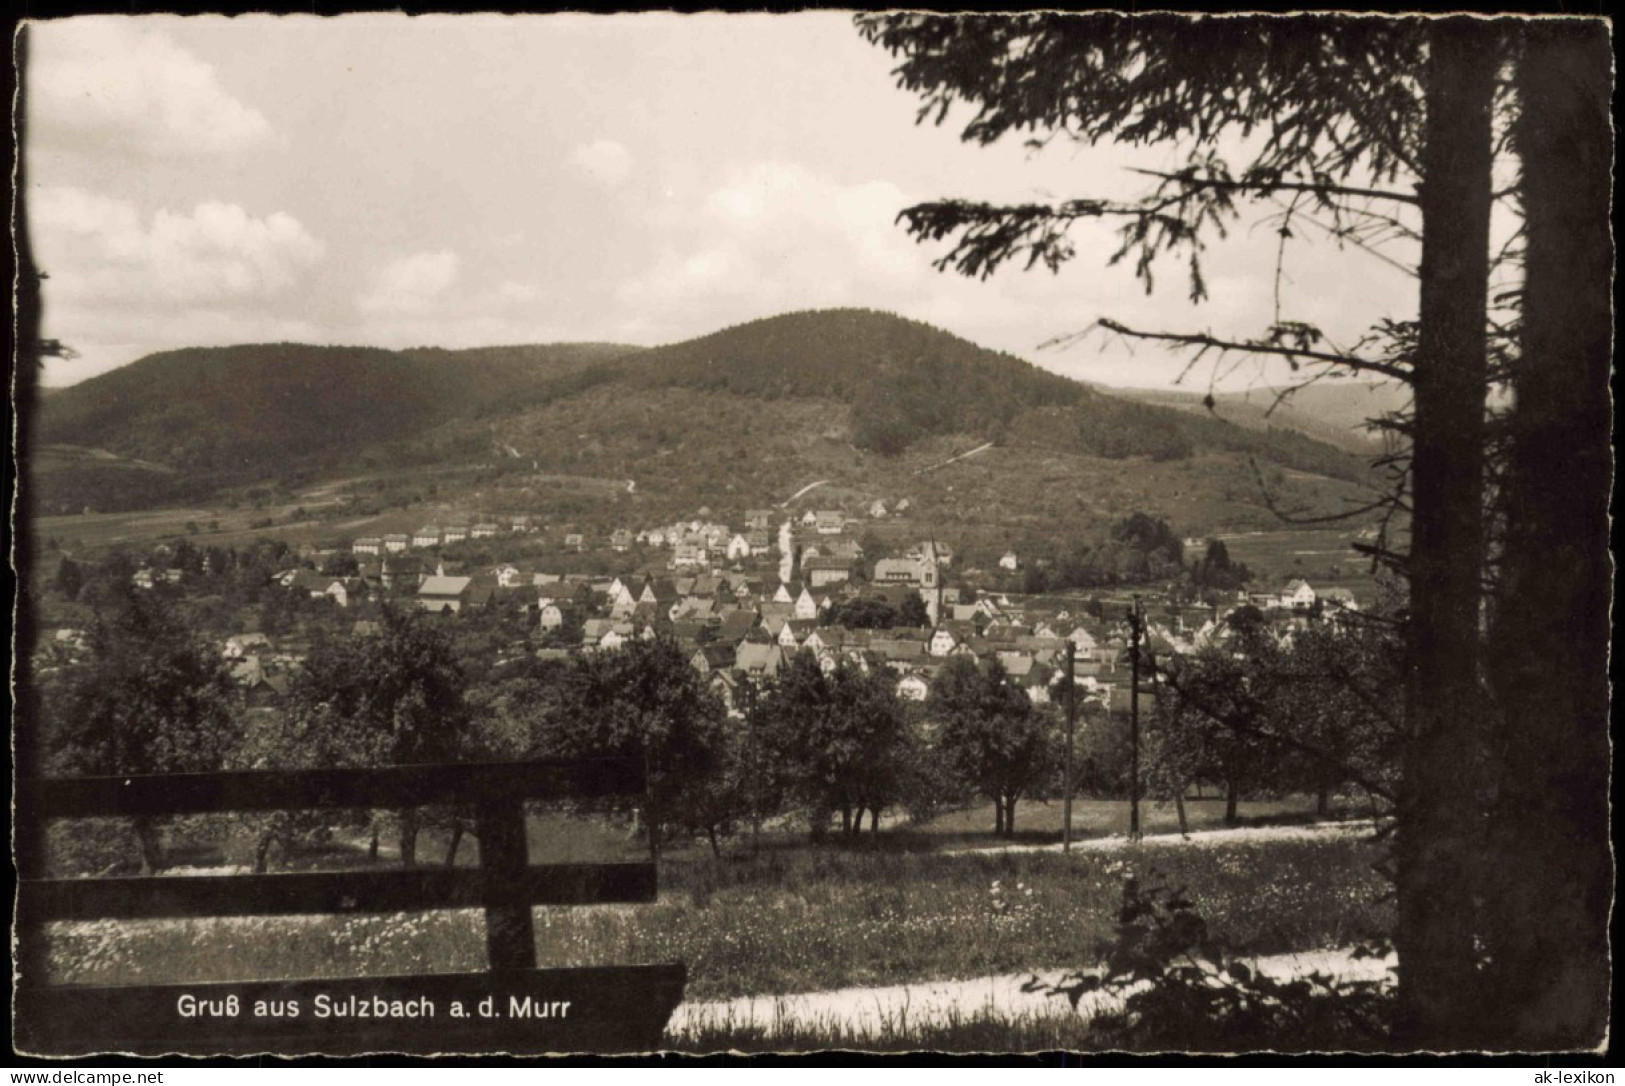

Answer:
[1128,595,1144,843]
[1064,639,1076,853]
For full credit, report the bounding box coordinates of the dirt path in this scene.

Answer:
[781,480,831,507]
[667,948,1395,1041]
[941,819,1380,856]
[914,441,994,476]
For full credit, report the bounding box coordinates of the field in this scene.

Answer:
[1216,527,1392,606]
[41,798,1391,1054]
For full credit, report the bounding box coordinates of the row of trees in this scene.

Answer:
[41,585,1401,874]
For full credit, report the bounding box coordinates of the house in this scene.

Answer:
[1320,587,1359,611]
[510,515,533,533]
[131,568,156,590]
[383,534,410,553]
[757,603,795,636]
[927,627,959,657]
[599,622,635,652]
[734,641,785,680]
[792,586,820,621]
[716,609,760,644]
[727,533,755,561]
[999,550,1020,571]
[492,563,525,588]
[641,579,680,610]
[805,557,852,588]
[673,543,708,569]
[825,537,865,562]
[442,525,469,544]
[223,633,273,660]
[874,557,936,588]
[814,510,844,535]
[472,522,500,539]
[1280,579,1317,609]
[564,532,585,551]
[896,672,930,701]
[610,529,634,552]
[691,643,738,676]
[1065,626,1100,661]
[417,575,473,613]
[292,571,352,607]
[413,526,442,549]
[538,602,565,630]
[606,578,638,610]
[869,500,888,518]
[800,510,819,527]
[352,537,382,556]
[242,669,291,710]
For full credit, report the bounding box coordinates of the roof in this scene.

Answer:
[718,609,760,637]
[419,575,473,597]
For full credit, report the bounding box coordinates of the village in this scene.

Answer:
[74,498,1367,724]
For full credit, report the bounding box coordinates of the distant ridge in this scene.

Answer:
[35,309,1372,515]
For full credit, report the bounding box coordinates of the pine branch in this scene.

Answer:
[1081,318,1412,383]
[1126,167,1420,206]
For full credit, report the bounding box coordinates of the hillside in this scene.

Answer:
[31,310,1376,528]
[1110,381,1410,454]
[34,341,644,510]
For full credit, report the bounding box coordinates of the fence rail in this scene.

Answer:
[15,756,686,1055]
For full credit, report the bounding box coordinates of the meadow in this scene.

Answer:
[43,804,1391,1026]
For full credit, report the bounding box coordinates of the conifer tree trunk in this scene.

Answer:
[1394,19,1499,1049]
[1483,21,1613,1049]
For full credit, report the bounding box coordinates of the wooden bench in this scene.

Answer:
[14,758,686,1055]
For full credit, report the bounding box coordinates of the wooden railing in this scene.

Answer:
[13,757,686,1055]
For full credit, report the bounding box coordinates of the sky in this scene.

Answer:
[24,13,1424,391]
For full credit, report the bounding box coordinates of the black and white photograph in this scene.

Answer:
[10,10,1613,1059]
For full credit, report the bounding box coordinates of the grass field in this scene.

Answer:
[42,801,1391,1017]
[1215,527,1390,605]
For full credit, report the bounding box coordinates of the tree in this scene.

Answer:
[281,606,473,865]
[825,595,899,630]
[536,636,730,857]
[1480,21,1612,1047]
[856,12,1608,1047]
[1190,539,1251,593]
[753,651,915,840]
[930,656,1056,837]
[43,585,241,873]
[896,591,931,628]
[1150,645,1284,826]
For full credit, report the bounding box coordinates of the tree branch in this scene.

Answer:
[1127,167,1420,207]
[1071,318,1412,383]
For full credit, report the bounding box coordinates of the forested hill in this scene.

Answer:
[620,308,1085,453]
[616,309,1367,480]
[37,341,643,476]
[34,310,1372,514]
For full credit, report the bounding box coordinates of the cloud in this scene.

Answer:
[569,139,633,186]
[30,20,274,158]
[31,187,324,306]
[617,162,936,325]
[357,250,462,314]
[494,280,542,306]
